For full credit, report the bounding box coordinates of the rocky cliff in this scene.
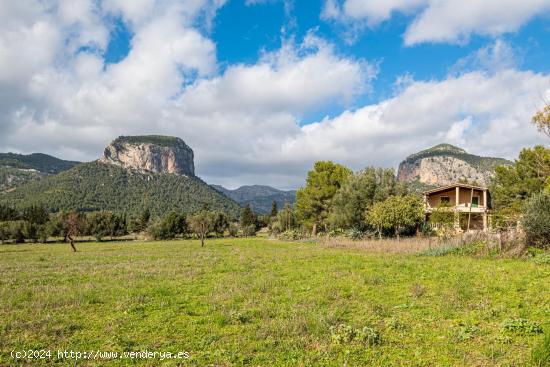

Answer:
[100,135,195,176]
[397,144,511,189]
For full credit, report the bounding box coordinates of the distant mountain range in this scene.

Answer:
[1,139,512,216]
[0,137,239,217]
[212,185,296,214]
[0,153,80,192]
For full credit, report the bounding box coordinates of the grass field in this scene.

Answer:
[1,238,549,366]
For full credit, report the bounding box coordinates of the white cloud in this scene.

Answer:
[1,0,549,190]
[449,39,519,75]
[279,69,549,184]
[323,0,550,45]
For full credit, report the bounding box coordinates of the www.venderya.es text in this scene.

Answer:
[10,349,190,361]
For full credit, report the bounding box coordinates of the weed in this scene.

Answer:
[411,283,427,298]
[501,318,543,335]
[330,324,380,347]
[533,253,550,265]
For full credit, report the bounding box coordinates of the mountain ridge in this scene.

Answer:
[212,184,296,214]
[397,144,512,190]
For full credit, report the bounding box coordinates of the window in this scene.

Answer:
[472,197,479,208]
[440,196,450,204]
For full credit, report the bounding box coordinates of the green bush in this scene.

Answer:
[330,324,380,347]
[501,318,543,335]
[147,211,187,240]
[228,223,239,237]
[523,192,550,249]
[278,230,304,241]
[242,224,257,237]
[346,228,364,240]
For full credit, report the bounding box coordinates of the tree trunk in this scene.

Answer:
[396,228,400,242]
[201,233,204,247]
[69,236,77,252]
[312,223,317,237]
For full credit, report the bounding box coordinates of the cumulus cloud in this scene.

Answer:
[323,0,550,45]
[1,0,549,190]
[280,70,549,184]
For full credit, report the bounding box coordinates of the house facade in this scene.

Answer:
[424,183,490,231]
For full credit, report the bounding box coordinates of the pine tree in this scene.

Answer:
[240,204,257,228]
[270,200,278,217]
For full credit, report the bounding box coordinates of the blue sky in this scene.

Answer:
[1,0,549,188]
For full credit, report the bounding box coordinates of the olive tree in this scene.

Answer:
[366,195,424,240]
[188,211,216,247]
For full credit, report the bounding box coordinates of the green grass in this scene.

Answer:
[1,238,548,366]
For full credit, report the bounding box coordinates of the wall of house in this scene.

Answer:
[458,188,485,206]
[427,188,456,207]
[427,187,486,207]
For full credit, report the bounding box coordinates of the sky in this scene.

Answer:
[1,0,549,189]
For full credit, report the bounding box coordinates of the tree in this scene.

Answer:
[0,222,8,244]
[366,195,424,240]
[270,201,278,218]
[212,211,229,237]
[148,211,187,240]
[295,161,352,236]
[21,205,49,225]
[61,212,86,252]
[277,202,296,233]
[532,103,550,139]
[88,211,128,241]
[139,208,151,231]
[491,146,550,213]
[240,204,257,228]
[522,191,550,249]
[188,211,216,246]
[0,204,18,221]
[428,202,455,238]
[329,167,400,231]
[366,202,385,240]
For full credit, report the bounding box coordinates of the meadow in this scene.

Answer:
[0,237,548,366]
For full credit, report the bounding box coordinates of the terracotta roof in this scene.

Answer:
[424,183,488,195]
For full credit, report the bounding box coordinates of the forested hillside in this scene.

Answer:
[212,185,296,214]
[0,153,80,192]
[0,161,241,217]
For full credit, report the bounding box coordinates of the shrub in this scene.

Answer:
[242,224,257,237]
[8,221,26,243]
[523,192,550,249]
[330,324,380,347]
[278,230,304,241]
[533,253,550,265]
[147,211,187,240]
[228,223,239,237]
[346,228,364,240]
[501,318,543,335]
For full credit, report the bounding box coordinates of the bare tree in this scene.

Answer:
[532,102,550,139]
[61,212,85,252]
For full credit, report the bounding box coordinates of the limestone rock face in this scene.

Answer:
[100,136,195,176]
[397,144,511,188]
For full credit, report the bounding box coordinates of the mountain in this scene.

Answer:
[397,144,512,190]
[0,136,240,217]
[100,135,194,176]
[0,153,80,192]
[212,185,296,214]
